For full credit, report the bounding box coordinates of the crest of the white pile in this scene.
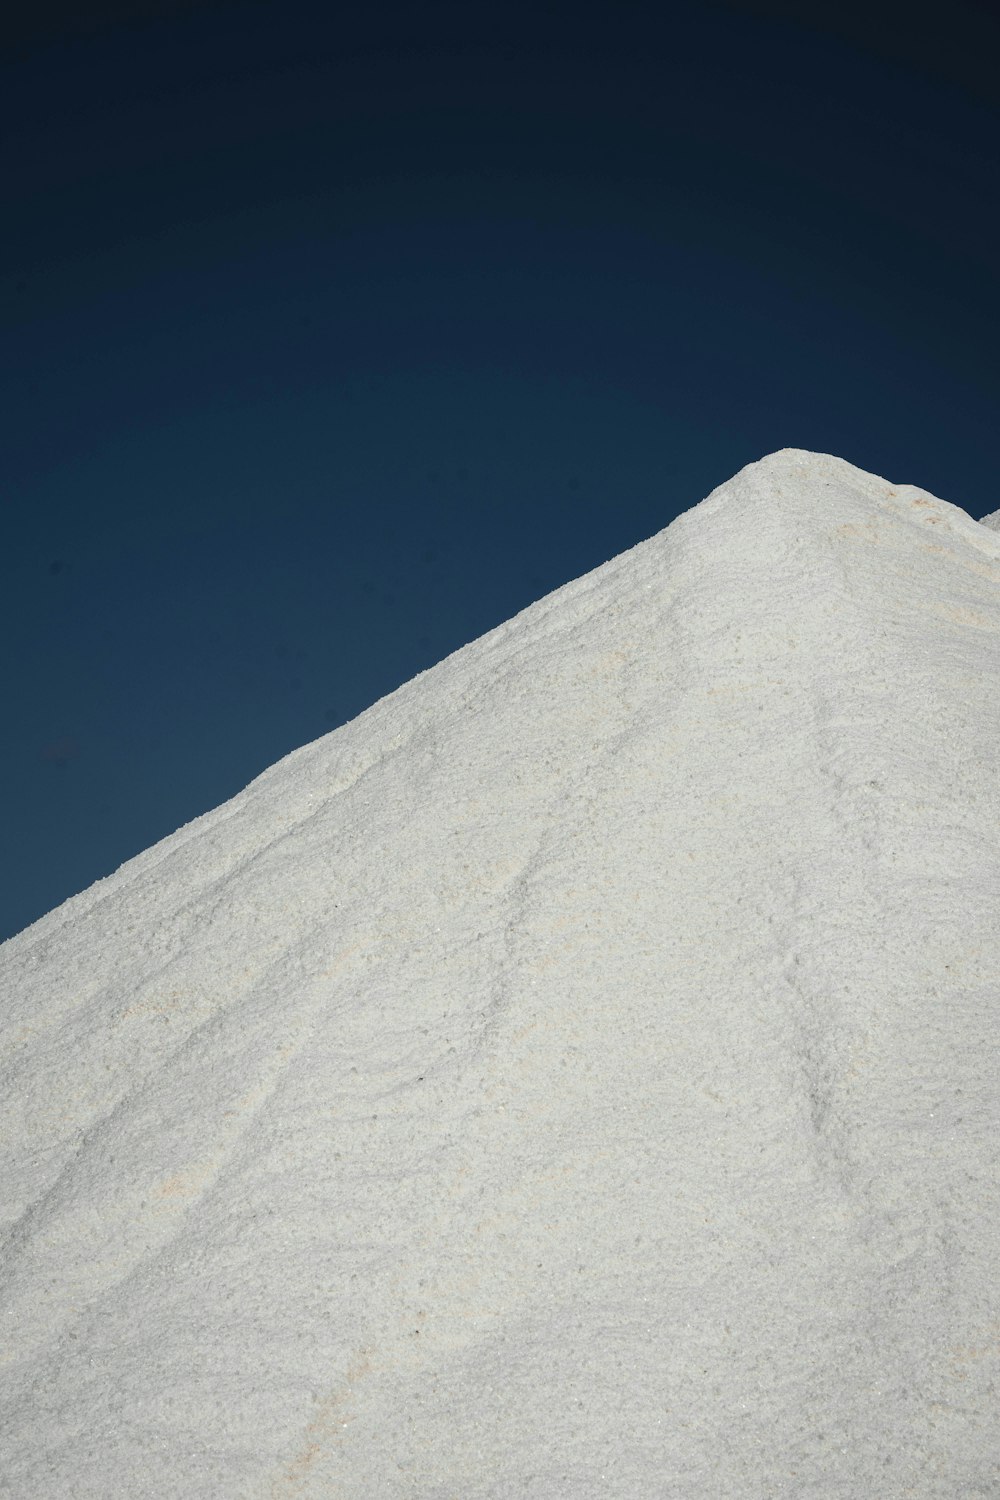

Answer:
[2,450,998,1497]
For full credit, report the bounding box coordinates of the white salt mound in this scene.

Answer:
[1,449,998,1498]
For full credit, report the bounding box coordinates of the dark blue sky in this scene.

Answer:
[4,0,999,943]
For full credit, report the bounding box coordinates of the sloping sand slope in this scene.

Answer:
[2,450,998,1497]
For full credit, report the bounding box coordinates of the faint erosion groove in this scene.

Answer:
[662,474,868,1183]
[261,856,592,1499]
[458,616,657,1081]
[0,915,352,1375]
[775,489,989,1206]
[766,510,897,1198]
[777,710,875,1193]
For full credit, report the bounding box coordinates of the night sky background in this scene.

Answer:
[4,0,999,943]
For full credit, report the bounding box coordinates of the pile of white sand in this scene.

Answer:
[2,450,998,1497]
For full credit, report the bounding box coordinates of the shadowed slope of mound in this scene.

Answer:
[2,450,999,1498]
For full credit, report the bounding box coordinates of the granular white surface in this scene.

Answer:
[2,450,998,1497]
